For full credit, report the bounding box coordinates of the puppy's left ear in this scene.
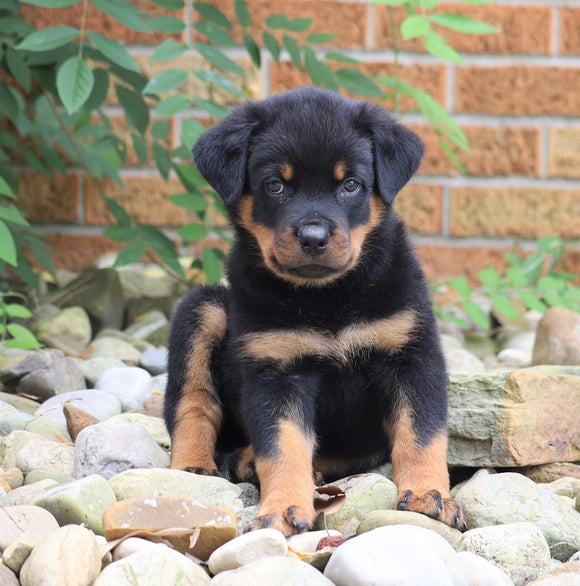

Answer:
[357,102,424,205]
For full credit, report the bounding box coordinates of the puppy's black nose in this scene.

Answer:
[297,223,330,256]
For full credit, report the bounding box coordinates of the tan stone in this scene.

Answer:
[533,307,580,366]
[521,463,580,484]
[63,404,101,442]
[527,561,580,585]
[103,496,237,560]
[0,468,24,490]
[549,128,580,178]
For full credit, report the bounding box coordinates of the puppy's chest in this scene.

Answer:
[239,308,418,367]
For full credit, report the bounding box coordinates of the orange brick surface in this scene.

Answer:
[560,8,580,55]
[376,3,552,55]
[455,66,580,116]
[450,188,580,239]
[44,233,124,271]
[395,184,443,235]
[548,128,580,179]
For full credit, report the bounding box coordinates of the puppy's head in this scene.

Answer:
[193,87,424,286]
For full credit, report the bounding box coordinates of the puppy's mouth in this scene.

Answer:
[270,256,352,282]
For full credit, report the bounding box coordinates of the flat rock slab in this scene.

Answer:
[103,496,237,560]
[0,505,59,551]
[448,369,580,467]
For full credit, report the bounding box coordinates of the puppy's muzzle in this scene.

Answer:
[296,221,332,257]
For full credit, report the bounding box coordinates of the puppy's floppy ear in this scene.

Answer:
[192,103,261,206]
[357,102,424,205]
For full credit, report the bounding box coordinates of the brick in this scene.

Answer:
[450,188,580,239]
[206,0,368,49]
[412,124,541,177]
[17,172,80,223]
[376,3,552,55]
[455,66,580,116]
[269,61,447,112]
[44,233,124,271]
[395,184,442,235]
[19,1,182,45]
[560,8,580,55]
[548,128,580,178]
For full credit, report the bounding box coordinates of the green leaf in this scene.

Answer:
[6,48,31,92]
[286,18,313,32]
[538,275,567,292]
[306,33,336,44]
[424,31,463,63]
[85,68,109,111]
[131,132,148,165]
[174,163,208,187]
[304,48,337,90]
[203,246,221,283]
[4,303,33,318]
[235,0,251,28]
[57,56,94,114]
[138,225,185,278]
[19,0,80,6]
[193,22,237,47]
[283,35,301,69]
[195,70,246,98]
[92,0,149,33]
[325,52,362,64]
[5,324,41,349]
[194,2,233,30]
[152,120,170,139]
[150,39,188,62]
[401,15,430,40]
[178,222,209,242]
[506,265,529,287]
[537,236,565,257]
[102,226,134,242]
[429,13,500,35]
[154,94,190,117]
[490,293,519,320]
[17,26,78,52]
[543,291,565,308]
[518,291,548,313]
[461,300,490,329]
[194,98,229,119]
[142,69,188,94]
[0,204,29,226]
[153,142,171,180]
[0,17,34,37]
[0,82,19,121]
[335,68,383,97]
[0,220,17,266]
[181,119,207,150]
[114,239,147,267]
[438,140,466,173]
[168,192,209,212]
[262,31,280,62]
[148,16,186,34]
[104,197,131,228]
[0,175,15,198]
[266,14,288,29]
[150,0,184,7]
[195,44,244,75]
[87,32,139,72]
[243,33,261,67]
[449,275,472,297]
[478,266,501,290]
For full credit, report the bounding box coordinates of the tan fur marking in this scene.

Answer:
[241,309,417,365]
[349,195,385,260]
[236,445,255,481]
[170,303,227,471]
[334,161,347,181]
[280,163,293,181]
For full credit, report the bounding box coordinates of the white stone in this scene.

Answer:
[446,551,514,586]
[96,366,153,411]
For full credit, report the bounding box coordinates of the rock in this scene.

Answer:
[32,306,92,347]
[34,474,117,535]
[63,403,101,441]
[444,347,487,373]
[464,332,497,360]
[139,347,168,375]
[111,537,158,561]
[208,529,287,575]
[107,468,243,526]
[124,310,169,341]
[212,556,334,586]
[109,413,170,449]
[15,437,75,476]
[237,482,260,507]
[103,496,237,560]
[533,307,580,365]
[0,430,40,468]
[324,525,456,586]
[446,551,514,586]
[35,332,87,358]
[34,389,122,428]
[0,505,59,550]
[522,463,580,483]
[312,473,398,537]
[0,391,40,414]
[25,470,75,485]
[0,400,17,418]
[0,479,58,506]
[88,337,142,363]
[497,348,532,368]
[0,564,19,585]
[0,467,24,490]
[95,328,155,353]
[138,393,164,418]
[286,529,343,553]
[1,532,41,574]
[77,357,127,387]
[95,366,153,411]
[0,349,85,400]
[527,561,580,585]
[455,522,551,585]
[95,543,211,585]
[19,524,101,586]
[540,477,580,500]
[357,509,462,545]
[448,370,580,467]
[74,420,170,479]
[455,472,580,559]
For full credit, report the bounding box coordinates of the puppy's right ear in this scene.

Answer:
[192,103,261,206]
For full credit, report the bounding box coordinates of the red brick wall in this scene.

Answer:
[18,1,580,281]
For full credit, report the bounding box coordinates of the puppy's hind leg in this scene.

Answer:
[164,285,228,476]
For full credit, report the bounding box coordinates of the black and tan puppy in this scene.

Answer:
[164,86,464,535]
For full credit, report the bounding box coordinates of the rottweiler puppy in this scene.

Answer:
[164,86,465,535]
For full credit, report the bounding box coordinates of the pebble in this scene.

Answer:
[286,529,343,552]
[76,357,127,387]
[109,412,171,448]
[1,532,41,574]
[208,528,288,575]
[446,551,514,586]
[74,420,170,479]
[15,437,75,476]
[124,310,169,341]
[0,563,19,586]
[0,479,58,506]
[0,431,40,468]
[0,390,39,414]
[0,467,24,489]
[19,524,101,586]
[111,536,158,561]
[32,306,92,347]
[528,561,580,585]
[94,543,211,585]
[34,474,117,535]
[444,347,487,373]
[455,522,551,585]
[24,470,75,485]
[34,388,122,428]
[88,337,142,362]
[0,505,60,550]
[0,399,17,417]
[533,307,580,365]
[95,366,153,411]
[139,347,168,375]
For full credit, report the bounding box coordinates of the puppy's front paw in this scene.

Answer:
[245,504,315,536]
[397,489,466,530]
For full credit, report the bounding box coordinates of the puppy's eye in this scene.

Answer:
[343,179,361,194]
[265,179,285,196]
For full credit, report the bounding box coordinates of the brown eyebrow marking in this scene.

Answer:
[240,309,418,365]
[280,163,293,181]
[334,161,347,181]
